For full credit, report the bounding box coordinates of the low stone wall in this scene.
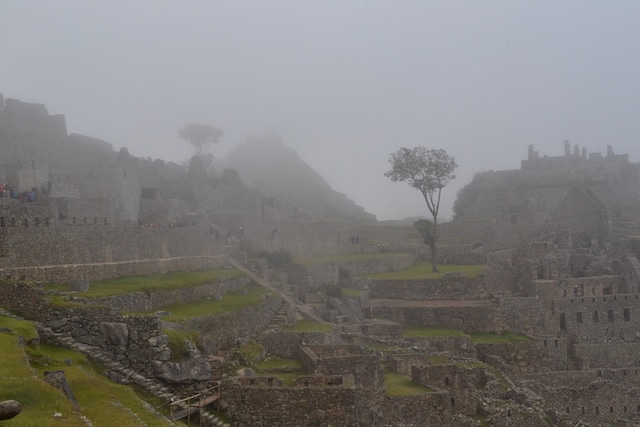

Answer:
[186,294,283,353]
[77,276,249,312]
[405,336,477,359]
[368,277,487,300]
[0,255,229,285]
[260,330,329,359]
[223,381,360,427]
[383,393,451,427]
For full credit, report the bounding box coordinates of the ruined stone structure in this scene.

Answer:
[6,93,640,426]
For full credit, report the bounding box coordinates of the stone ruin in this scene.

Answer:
[4,93,640,426]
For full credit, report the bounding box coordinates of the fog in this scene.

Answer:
[2,1,640,220]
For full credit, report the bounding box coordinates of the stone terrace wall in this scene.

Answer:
[0,255,228,284]
[404,336,477,359]
[223,382,360,427]
[368,305,499,333]
[260,330,330,359]
[186,294,282,353]
[0,222,222,268]
[287,253,417,289]
[368,277,487,300]
[383,393,451,427]
[0,282,168,378]
[76,276,248,312]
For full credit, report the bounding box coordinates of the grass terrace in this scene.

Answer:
[145,282,270,322]
[46,268,244,299]
[294,252,410,266]
[384,370,434,396]
[364,262,485,280]
[253,357,306,386]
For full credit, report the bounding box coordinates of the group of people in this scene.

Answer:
[0,183,37,202]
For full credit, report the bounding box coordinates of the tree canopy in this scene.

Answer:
[385,146,457,271]
[178,124,223,159]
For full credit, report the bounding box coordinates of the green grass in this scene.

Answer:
[294,252,409,266]
[341,287,365,298]
[0,315,173,426]
[470,332,531,344]
[384,370,433,396]
[148,282,271,322]
[284,320,334,334]
[46,269,244,298]
[253,357,306,385]
[163,328,203,361]
[402,327,467,338]
[364,263,485,280]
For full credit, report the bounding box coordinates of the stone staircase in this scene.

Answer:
[227,257,328,325]
[36,326,230,427]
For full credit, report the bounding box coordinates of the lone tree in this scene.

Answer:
[178,123,223,161]
[385,147,458,272]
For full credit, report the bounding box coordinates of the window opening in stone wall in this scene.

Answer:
[45,217,50,226]
[554,340,558,347]
[543,340,547,347]
[610,406,614,413]
[624,308,630,321]
[35,217,39,227]
[23,218,28,227]
[592,287,595,294]
[11,217,15,226]
[560,313,566,330]
[608,310,614,322]
[563,289,567,297]
[565,407,570,413]
[0,217,4,227]
[581,407,585,415]
[72,217,76,224]
[603,285,612,295]
[444,377,449,386]
[576,312,583,323]
[450,398,455,407]
[624,406,627,412]
[595,407,599,415]
[593,311,599,322]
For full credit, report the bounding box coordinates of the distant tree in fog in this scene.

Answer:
[385,147,457,272]
[178,124,223,162]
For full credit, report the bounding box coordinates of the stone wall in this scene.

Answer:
[185,293,283,353]
[72,275,247,312]
[574,343,640,369]
[411,364,486,416]
[222,381,360,427]
[260,330,330,359]
[475,341,544,375]
[368,277,487,300]
[368,304,499,333]
[383,393,451,427]
[0,282,169,378]
[0,255,229,284]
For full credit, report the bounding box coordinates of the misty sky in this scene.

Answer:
[2,1,640,220]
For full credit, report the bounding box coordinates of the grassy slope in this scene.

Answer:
[0,315,173,427]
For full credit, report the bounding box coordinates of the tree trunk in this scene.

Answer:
[430,243,438,272]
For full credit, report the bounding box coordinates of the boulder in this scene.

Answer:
[0,400,21,420]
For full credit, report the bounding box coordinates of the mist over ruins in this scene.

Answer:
[3,94,640,427]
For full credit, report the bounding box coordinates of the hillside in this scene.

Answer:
[221,134,376,222]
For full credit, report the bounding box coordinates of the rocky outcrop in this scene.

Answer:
[0,400,21,420]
